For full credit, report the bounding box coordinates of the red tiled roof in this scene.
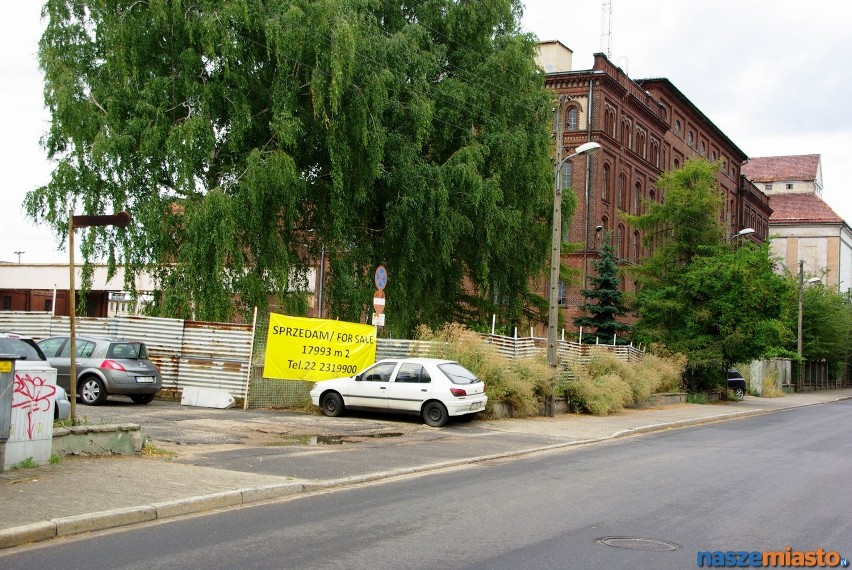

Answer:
[768,193,843,224]
[742,155,820,183]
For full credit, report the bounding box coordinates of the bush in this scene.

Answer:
[414,324,688,417]
[415,324,548,417]
[563,366,632,416]
[564,348,687,416]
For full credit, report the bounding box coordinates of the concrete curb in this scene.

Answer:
[1,396,848,551]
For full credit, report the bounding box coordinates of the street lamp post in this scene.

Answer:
[547,131,601,416]
[796,259,821,392]
[68,210,130,422]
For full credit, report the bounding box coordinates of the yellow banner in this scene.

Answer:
[262,314,377,381]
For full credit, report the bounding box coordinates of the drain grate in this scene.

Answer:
[597,537,680,552]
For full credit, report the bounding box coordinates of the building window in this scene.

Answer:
[558,280,567,306]
[633,181,641,214]
[567,107,579,131]
[674,119,681,134]
[561,161,572,190]
[602,164,611,202]
[617,174,627,211]
[673,158,680,170]
[2,296,10,311]
[700,141,706,156]
[765,184,773,191]
[44,299,53,312]
[687,131,694,146]
[786,183,793,190]
[632,231,640,262]
[605,106,616,137]
[616,224,625,258]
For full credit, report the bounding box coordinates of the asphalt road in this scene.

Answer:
[4,400,851,569]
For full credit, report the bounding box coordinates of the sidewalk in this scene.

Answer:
[1,389,850,550]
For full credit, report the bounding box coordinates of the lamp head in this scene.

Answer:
[575,142,602,157]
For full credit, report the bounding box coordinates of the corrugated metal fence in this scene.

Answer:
[0,311,643,408]
[0,312,253,400]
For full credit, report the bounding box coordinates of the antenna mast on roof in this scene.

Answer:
[600,0,613,59]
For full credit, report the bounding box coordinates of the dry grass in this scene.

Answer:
[762,373,785,398]
[564,366,633,416]
[414,324,688,418]
[415,324,549,417]
[565,348,687,416]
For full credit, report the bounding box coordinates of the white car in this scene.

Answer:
[309,358,488,427]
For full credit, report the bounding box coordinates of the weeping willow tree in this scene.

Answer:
[28,0,554,334]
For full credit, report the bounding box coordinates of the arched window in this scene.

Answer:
[605,106,616,138]
[602,164,611,202]
[687,131,694,146]
[649,189,656,203]
[632,231,640,262]
[621,119,631,146]
[673,158,680,170]
[633,181,642,214]
[650,140,660,167]
[636,129,647,159]
[567,107,579,131]
[616,224,625,258]
[617,174,627,211]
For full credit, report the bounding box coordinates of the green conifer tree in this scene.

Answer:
[574,238,629,341]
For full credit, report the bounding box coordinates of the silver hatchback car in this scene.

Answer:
[37,335,162,405]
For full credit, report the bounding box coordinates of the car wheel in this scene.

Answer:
[735,387,745,400]
[130,394,156,405]
[422,402,449,428]
[321,392,344,417]
[79,377,107,405]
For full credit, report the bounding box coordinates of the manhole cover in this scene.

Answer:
[597,537,679,552]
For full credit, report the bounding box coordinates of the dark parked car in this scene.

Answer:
[727,369,747,400]
[37,335,162,405]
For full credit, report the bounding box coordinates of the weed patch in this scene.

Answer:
[142,438,177,459]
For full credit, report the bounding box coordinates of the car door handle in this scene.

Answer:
[380,386,386,390]
[421,389,427,392]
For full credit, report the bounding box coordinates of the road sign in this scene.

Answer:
[374,265,388,290]
[372,312,385,327]
[373,289,385,315]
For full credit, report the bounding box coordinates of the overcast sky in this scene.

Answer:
[3,1,851,263]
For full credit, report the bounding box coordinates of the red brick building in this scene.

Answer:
[540,50,771,331]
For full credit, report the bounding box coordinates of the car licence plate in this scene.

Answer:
[470,401,483,411]
[136,376,155,383]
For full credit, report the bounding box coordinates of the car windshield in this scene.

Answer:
[438,362,479,385]
[0,338,46,361]
[107,342,148,359]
